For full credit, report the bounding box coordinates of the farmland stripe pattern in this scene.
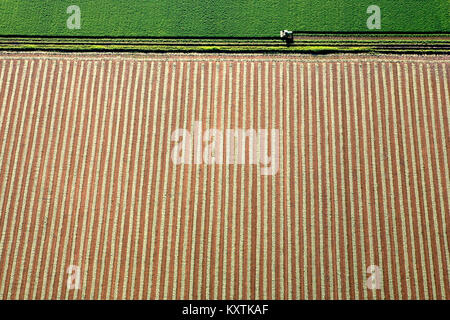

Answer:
[0,53,449,299]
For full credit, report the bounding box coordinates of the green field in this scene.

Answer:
[0,0,448,37]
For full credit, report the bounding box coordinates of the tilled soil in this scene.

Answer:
[0,52,448,299]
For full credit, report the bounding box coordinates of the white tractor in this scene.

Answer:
[280,30,294,45]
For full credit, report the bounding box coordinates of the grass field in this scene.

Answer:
[0,0,448,37]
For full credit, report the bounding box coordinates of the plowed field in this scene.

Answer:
[0,53,449,299]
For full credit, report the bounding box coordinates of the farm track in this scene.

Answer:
[0,53,449,300]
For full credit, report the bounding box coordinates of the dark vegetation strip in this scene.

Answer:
[0,34,448,54]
